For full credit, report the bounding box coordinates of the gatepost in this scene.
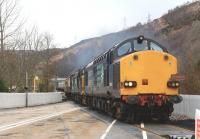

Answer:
[196,109,200,139]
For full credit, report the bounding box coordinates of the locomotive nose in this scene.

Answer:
[120,50,178,96]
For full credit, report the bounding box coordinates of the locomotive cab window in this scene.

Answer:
[150,42,164,52]
[134,40,148,51]
[117,42,132,56]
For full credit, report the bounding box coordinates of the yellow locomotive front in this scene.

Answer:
[120,50,182,105]
[120,51,177,95]
[114,36,183,121]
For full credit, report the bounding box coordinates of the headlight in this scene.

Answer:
[167,81,180,88]
[124,81,137,88]
[137,35,144,43]
[128,82,133,86]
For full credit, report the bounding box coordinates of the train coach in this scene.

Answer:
[65,36,183,122]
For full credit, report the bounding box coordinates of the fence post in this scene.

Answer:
[26,92,28,107]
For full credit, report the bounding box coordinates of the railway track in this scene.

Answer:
[132,122,194,139]
[81,106,195,139]
[133,123,166,139]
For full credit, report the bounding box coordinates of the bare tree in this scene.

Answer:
[0,0,56,92]
[0,0,23,51]
[40,33,54,92]
[13,27,43,92]
[0,0,23,83]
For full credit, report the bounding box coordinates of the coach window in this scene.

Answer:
[72,77,77,92]
[134,40,148,51]
[88,70,93,87]
[117,42,132,57]
[71,77,74,92]
[108,51,114,64]
[104,67,108,86]
[75,77,78,92]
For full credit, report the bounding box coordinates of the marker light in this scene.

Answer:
[167,81,180,88]
[125,82,129,87]
[176,82,179,87]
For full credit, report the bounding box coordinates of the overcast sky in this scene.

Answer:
[19,0,193,48]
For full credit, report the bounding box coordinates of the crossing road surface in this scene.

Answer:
[0,101,195,139]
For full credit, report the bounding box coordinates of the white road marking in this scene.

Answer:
[141,123,148,139]
[100,119,117,139]
[0,107,80,132]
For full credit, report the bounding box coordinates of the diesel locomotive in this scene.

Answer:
[64,36,183,122]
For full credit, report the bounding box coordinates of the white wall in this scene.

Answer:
[0,92,62,109]
[0,93,199,119]
[173,95,200,119]
[0,93,26,109]
[28,92,62,106]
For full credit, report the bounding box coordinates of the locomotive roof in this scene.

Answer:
[68,36,167,77]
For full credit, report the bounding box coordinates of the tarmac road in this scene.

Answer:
[0,101,195,139]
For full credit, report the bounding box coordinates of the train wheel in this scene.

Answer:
[108,103,116,118]
[134,112,143,123]
[115,103,127,121]
[126,109,135,123]
[158,114,169,123]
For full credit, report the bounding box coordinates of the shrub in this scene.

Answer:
[0,80,9,92]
